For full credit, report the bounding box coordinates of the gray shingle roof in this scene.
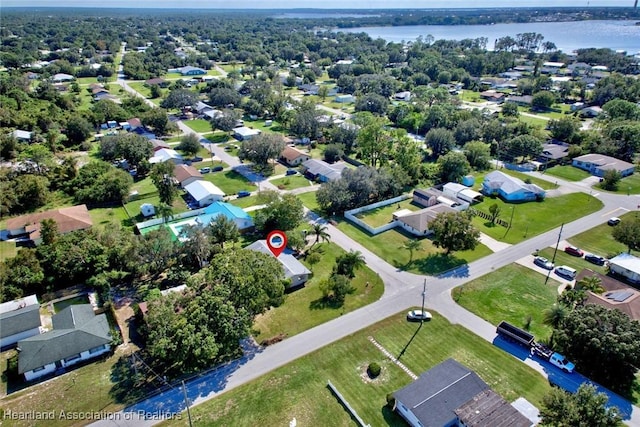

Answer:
[0,304,41,339]
[18,305,110,374]
[394,359,490,427]
[245,240,311,279]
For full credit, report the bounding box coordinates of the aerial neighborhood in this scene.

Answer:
[1,4,640,427]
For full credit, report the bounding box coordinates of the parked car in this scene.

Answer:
[407,310,432,322]
[285,169,297,176]
[564,246,584,257]
[212,166,224,172]
[608,217,621,226]
[224,146,232,151]
[585,253,606,266]
[199,167,211,174]
[192,156,203,162]
[555,265,577,280]
[237,190,251,198]
[533,256,554,270]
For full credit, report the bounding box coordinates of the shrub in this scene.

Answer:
[386,393,396,408]
[368,362,381,378]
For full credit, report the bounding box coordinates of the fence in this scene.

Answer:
[135,208,206,231]
[344,195,410,235]
[327,380,371,427]
[468,207,509,228]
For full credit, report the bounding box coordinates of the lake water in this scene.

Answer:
[338,20,640,53]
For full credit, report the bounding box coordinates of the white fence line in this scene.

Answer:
[327,380,371,427]
[135,208,206,231]
[344,195,410,235]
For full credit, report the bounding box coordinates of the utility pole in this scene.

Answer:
[182,381,193,427]
[545,222,564,285]
[421,279,427,323]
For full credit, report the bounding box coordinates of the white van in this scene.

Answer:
[555,265,577,280]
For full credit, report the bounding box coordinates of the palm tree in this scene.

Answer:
[310,223,331,249]
[335,250,365,278]
[576,276,604,293]
[156,203,174,224]
[543,304,568,329]
[403,238,422,264]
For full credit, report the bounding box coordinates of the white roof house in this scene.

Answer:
[184,180,224,207]
[245,240,311,287]
[609,253,640,284]
[442,183,483,204]
[12,130,33,141]
[233,126,261,141]
[149,148,184,164]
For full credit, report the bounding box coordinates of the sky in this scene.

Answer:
[1,0,634,8]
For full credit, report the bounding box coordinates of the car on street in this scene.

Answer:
[199,167,211,174]
[533,256,554,270]
[212,166,224,172]
[237,190,251,198]
[406,310,432,322]
[584,253,606,266]
[193,156,203,162]
[608,217,621,226]
[564,246,584,257]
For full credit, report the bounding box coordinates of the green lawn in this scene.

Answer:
[567,212,636,258]
[201,131,232,143]
[183,119,212,133]
[161,311,551,427]
[543,165,592,182]
[517,115,548,129]
[88,206,130,227]
[354,198,419,228]
[228,195,264,209]
[270,175,312,191]
[296,191,320,213]
[1,348,129,427]
[336,220,493,274]
[127,81,152,98]
[472,193,603,244]
[452,264,560,341]
[253,242,384,343]
[0,241,17,261]
[205,170,254,195]
[596,173,640,195]
[243,119,287,135]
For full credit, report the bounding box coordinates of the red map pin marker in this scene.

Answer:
[266,230,287,258]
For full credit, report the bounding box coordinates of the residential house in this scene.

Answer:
[393,359,531,427]
[506,95,533,106]
[572,153,635,178]
[149,148,183,165]
[0,295,42,349]
[394,204,457,236]
[482,171,545,202]
[184,180,224,207]
[126,118,143,131]
[442,183,483,204]
[12,129,33,142]
[194,101,214,115]
[173,164,203,188]
[479,91,505,103]
[581,106,603,118]
[394,91,412,101]
[52,73,74,82]
[301,159,348,182]
[150,139,171,152]
[145,77,168,87]
[18,305,111,381]
[233,126,261,141]
[570,102,585,111]
[176,66,206,76]
[245,240,312,287]
[608,253,640,285]
[578,270,640,320]
[538,142,569,166]
[335,94,355,103]
[201,202,254,232]
[280,146,310,166]
[5,205,93,246]
[298,83,319,95]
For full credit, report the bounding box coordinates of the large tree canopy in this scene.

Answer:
[540,384,623,427]
[551,304,640,394]
[430,211,480,255]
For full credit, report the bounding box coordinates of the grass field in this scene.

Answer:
[567,212,637,258]
[161,311,552,427]
[354,198,420,228]
[543,165,592,182]
[253,242,384,343]
[127,81,151,98]
[183,119,212,133]
[336,220,493,274]
[452,264,560,341]
[205,170,254,195]
[269,175,312,191]
[228,195,264,209]
[296,191,320,213]
[472,193,603,244]
[0,241,18,261]
[517,115,548,129]
[596,173,640,195]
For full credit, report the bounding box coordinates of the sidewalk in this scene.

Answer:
[479,232,511,252]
